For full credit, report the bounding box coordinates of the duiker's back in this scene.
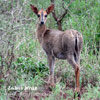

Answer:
[43,29,83,60]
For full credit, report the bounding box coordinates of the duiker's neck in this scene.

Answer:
[36,24,46,43]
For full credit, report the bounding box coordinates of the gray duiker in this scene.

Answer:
[30,4,83,98]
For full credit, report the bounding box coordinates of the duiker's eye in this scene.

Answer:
[45,15,47,17]
[37,14,40,17]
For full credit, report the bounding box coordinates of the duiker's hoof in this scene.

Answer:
[49,83,56,88]
[46,81,55,87]
[50,82,55,88]
[74,92,81,100]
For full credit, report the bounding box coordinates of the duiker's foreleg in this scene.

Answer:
[47,55,55,87]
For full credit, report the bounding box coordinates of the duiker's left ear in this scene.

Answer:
[46,4,54,14]
[30,4,38,15]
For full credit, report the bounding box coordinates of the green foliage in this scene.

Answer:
[82,84,100,99]
[14,56,48,77]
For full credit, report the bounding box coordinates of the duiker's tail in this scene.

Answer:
[74,35,80,63]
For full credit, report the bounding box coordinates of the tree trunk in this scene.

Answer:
[57,21,62,31]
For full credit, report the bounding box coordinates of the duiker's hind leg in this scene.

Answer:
[67,55,80,97]
[47,55,55,87]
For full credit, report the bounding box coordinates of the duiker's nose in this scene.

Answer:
[41,21,44,25]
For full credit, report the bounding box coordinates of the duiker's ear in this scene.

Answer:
[46,4,54,14]
[30,4,38,15]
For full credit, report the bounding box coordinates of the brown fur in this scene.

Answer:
[30,4,83,98]
[37,24,83,61]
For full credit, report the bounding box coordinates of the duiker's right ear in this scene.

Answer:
[30,4,38,15]
[46,4,54,14]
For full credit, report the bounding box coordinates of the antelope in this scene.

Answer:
[30,4,83,97]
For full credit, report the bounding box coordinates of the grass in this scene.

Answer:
[0,0,100,100]
[0,46,99,100]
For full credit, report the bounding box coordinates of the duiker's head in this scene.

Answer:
[30,4,54,25]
